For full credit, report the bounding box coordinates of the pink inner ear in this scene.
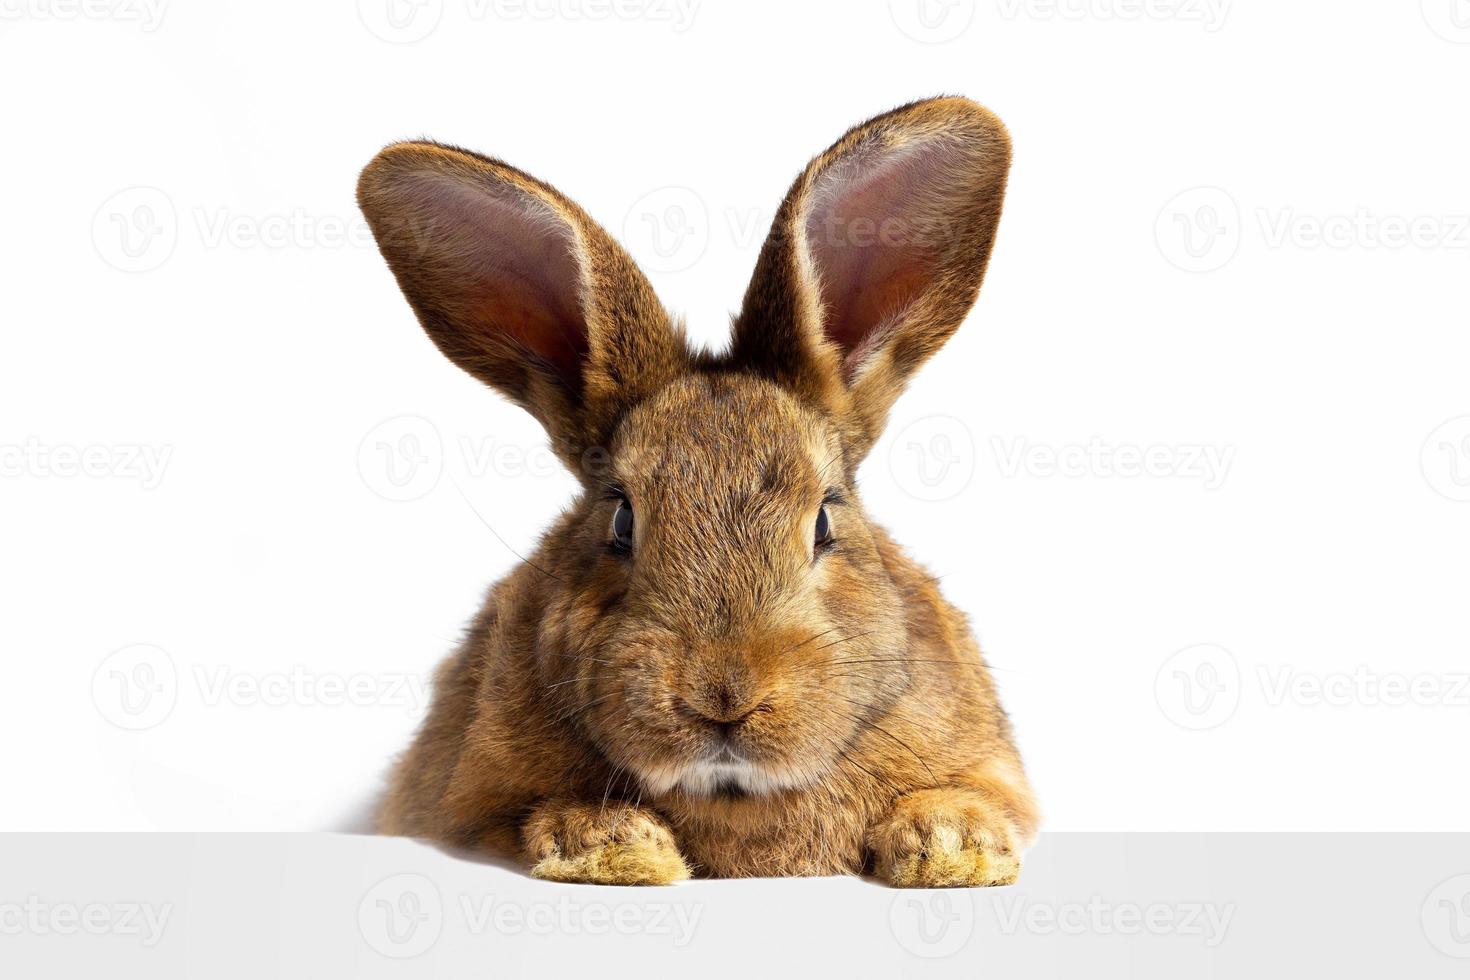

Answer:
[407,173,589,385]
[804,138,963,374]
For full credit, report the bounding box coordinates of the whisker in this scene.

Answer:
[823,657,974,667]
[775,626,844,659]
[543,673,623,691]
[808,630,876,655]
[448,475,565,584]
[833,694,938,784]
[543,652,618,667]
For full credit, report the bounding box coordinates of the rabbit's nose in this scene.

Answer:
[677,686,769,733]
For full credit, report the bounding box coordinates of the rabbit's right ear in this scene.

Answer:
[728,98,1012,461]
[357,142,688,471]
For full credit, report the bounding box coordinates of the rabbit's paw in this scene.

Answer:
[868,788,1021,888]
[523,800,691,886]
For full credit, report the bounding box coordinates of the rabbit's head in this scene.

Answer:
[358,97,1010,798]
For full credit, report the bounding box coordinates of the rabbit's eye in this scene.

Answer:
[611,499,634,552]
[814,505,833,548]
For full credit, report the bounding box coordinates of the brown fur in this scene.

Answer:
[358,97,1036,886]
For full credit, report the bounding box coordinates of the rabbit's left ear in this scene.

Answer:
[357,141,689,473]
[728,97,1011,459]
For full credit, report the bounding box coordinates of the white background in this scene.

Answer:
[2,0,1467,834]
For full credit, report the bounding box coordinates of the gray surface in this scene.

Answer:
[3,832,1468,977]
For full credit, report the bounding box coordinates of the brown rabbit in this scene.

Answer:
[357,97,1037,887]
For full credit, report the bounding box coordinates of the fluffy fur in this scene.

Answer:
[357,97,1036,887]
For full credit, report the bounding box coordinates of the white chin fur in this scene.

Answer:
[628,750,825,798]
[676,758,769,796]
[673,751,819,797]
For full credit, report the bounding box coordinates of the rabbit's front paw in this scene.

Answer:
[522,800,691,886]
[868,788,1021,888]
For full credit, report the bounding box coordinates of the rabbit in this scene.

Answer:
[357,96,1037,887]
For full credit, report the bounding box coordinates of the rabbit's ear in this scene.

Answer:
[358,142,688,469]
[729,98,1011,458]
